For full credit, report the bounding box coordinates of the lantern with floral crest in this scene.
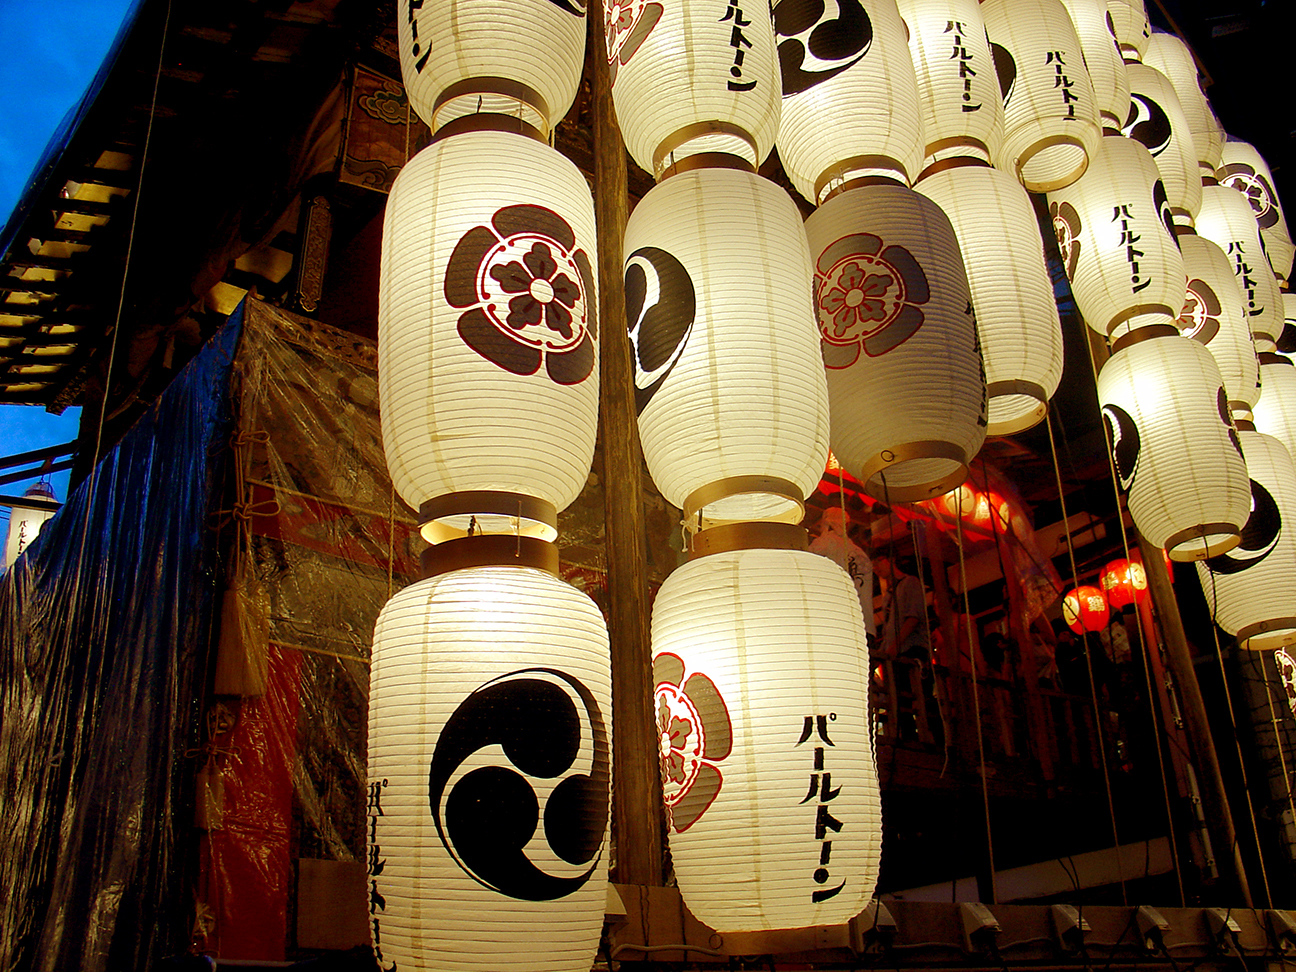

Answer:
[1101,557,1149,608]
[1063,585,1110,633]
[1216,139,1295,285]
[1196,184,1285,351]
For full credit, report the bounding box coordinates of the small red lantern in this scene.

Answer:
[1063,585,1110,633]
[1101,557,1149,609]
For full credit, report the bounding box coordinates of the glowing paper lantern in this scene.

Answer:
[1045,135,1186,338]
[1123,63,1200,227]
[1100,557,1149,608]
[1063,584,1110,633]
[1253,354,1296,461]
[775,0,924,199]
[1107,0,1150,62]
[398,0,586,134]
[379,130,600,539]
[1217,139,1295,285]
[981,0,1102,192]
[652,544,878,931]
[623,166,829,529]
[1196,184,1284,350]
[367,564,612,972]
[894,0,1004,168]
[2,481,56,571]
[602,0,780,177]
[918,159,1063,434]
[1059,0,1130,130]
[1143,31,1221,178]
[1097,326,1249,560]
[1175,232,1260,416]
[804,182,986,501]
[1197,428,1296,651]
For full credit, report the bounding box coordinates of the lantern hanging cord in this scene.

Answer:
[1045,403,1127,905]
[1252,651,1296,848]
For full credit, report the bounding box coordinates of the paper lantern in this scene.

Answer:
[1045,135,1186,338]
[1195,184,1284,350]
[623,166,829,529]
[1097,326,1249,560]
[379,129,600,539]
[1122,63,1200,227]
[894,0,1003,168]
[1106,0,1149,62]
[367,564,612,972]
[2,481,56,571]
[1063,584,1110,633]
[1197,428,1296,651]
[1058,0,1130,130]
[1253,354,1296,461]
[1175,232,1260,415]
[804,182,986,501]
[1284,294,1296,353]
[652,543,878,931]
[398,0,586,134]
[1100,557,1149,608]
[918,160,1063,434]
[1216,139,1295,285]
[1143,31,1221,178]
[775,0,924,199]
[981,0,1102,192]
[603,0,781,177]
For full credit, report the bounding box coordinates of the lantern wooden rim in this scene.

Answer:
[431,76,552,132]
[657,152,757,181]
[915,156,993,184]
[1164,523,1241,561]
[861,440,969,503]
[683,475,805,533]
[419,490,558,544]
[1100,109,1125,129]
[653,121,759,176]
[1014,134,1091,193]
[1235,618,1296,652]
[419,534,560,578]
[1106,309,1180,341]
[1232,416,1256,431]
[820,174,907,205]
[814,155,909,205]
[429,112,547,145]
[986,381,1050,436]
[1201,174,1218,187]
[923,136,992,162]
[686,521,809,560]
[1120,51,1142,64]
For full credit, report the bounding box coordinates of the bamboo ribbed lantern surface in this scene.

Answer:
[805,182,986,501]
[379,131,600,535]
[1045,135,1185,338]
[775,0,924,199]
[894,0,1004,168]
[398,0,586,134]
[917,161,1062,434]
[1097,328,1249,560]
[1217,139,1295,285]
[602,0,781,176]
[1196,184,1284,350]
[1107,0,1150,62]
[981,0,1101,192]
[652,547,879,932]
[367,566,612,972]
[623,167,829,528]
[1197,430,1296,651]
[1254,355,1296,461]
[1058,0,1129,130]
[1143,31,1220,177]
[1123,63,1200,227]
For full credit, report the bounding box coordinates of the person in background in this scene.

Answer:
[874,552,928,661]
[809,505,876,645]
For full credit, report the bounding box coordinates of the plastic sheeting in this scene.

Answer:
[0,305,241,972]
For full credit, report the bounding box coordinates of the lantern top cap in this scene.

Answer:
[1110,323,1181,355]
[687,522,809,561]
[419,490,558,546]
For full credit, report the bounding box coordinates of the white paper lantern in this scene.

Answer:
[398,0,586,135]
[1123,63,1200,227]
[1174,232,1259,416]
[1097,326,1249,559]
[603,0,781,177]
[2,482,56,572]
[1196,429,1296,650]
[1045,134,1186,338]
[379,130,600,538]
[894,0,1004,168]
[652,545,879,932]
[366,564,612,972]
[1143,31,1221,177]
[918,160,1063,434]
[1217,139,1295,285]
[1254,354,1296,462]
[804,182,986,501]
[623,166,829,528]
[1106,0,1149,62]
[775,0,924,199]
[1195,184,1285,350]
[981,0,1102,192]
[1058,0,1130,130]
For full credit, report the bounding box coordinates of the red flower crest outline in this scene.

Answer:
[653,651,732,833]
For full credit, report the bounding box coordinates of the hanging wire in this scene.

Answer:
[1256,654,1296,846]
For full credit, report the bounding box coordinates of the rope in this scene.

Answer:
[1257,654,1296,850]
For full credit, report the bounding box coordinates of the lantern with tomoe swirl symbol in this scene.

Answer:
[1122,63,1200,227]
[1196,184,1284,351]
[1101,557,1149,608]
[1107,0,1150,63]
[1143,31,1221,179]
[1058,0,1130,131]
[1063,585,1110,633]
[1253,354,1296,462]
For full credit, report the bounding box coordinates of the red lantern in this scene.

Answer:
[1101,557,1149,609]
[1063,585,1110,633]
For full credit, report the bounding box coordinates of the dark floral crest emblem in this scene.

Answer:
[1177,278,1221,344]
[605,0,663,84]
[654,652,732,834]
[1218,162,1280,229]
[1051,200,1081,280]
[814,233,930,368]
[446,204,597,385]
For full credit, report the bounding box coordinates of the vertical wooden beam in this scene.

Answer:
[589,11,663,887]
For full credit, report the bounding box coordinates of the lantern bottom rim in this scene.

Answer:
[859,441,969,504]
[1164,523,1242,562]
[1236,618,1296,652]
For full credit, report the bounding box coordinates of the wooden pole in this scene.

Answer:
[589,12,663,887]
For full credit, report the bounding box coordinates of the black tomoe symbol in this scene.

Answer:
[1123,93,1171,158]
[990,42,1016,107]
[1204,479,1282,575]
[774,0,873,96]
[1102,403,1141,490]
[1153,179,1178,250]
[1218,386,1243,459]
[429,668,610,901]
[624,246,696,414]
[545,0,586,14]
